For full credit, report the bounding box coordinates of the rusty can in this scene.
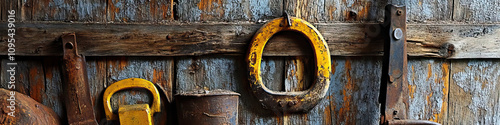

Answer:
[176,89,240,125]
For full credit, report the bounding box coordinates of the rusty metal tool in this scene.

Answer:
[61,33,98,125]
[247,13,331,115]
[380,5,440,125]
[176,89,240,125]
[103,78,161,125]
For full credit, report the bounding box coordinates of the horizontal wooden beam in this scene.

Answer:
[0,22,499,58]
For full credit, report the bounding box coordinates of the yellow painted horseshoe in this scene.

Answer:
[247,17,331,114]
[103,78,161,120]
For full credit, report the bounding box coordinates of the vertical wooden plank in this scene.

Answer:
[0,0,24,21]
[407,59,449,124]
[106,57,174,125]
[30,0,106,22]
[176,56,283,125]
[42,57,66,123]
[448,59,500,124]
[453,0,500,23]
[85,57,107,123]
[176,0,283,22]
[107,0,173,22]
[282,56,311,125]
[328,57,382,125]
[261,57,285,91]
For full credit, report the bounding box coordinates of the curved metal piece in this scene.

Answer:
[247,17,331,114]
[103,78,161,120]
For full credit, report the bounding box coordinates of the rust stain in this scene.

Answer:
[409,84,416,99]
[411,65,415,83]
[429,63,450,123]
[118,57,128,70]
[29,67,44,102]
[335,59,355,125]
[276,116,282,124]
[344,1,371,21]
[108,0,119,21]
[331,59,336,75]
[197,0,224,20]
[327,5,336,20]
[357,2,371,20]
[107,57,128,71]
[150,0,157,18]
[45,66,53,81]
[426,92,433,107]
[161,3,169,19]
[324,95,332,125]
[427,63,432,81]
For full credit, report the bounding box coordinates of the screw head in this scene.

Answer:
[393,28,403,40]
[396,10,402,16]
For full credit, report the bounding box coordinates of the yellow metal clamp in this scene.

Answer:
[103,78,161,124]
[247,16,331,114]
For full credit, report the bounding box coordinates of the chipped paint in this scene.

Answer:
[407,59,448,123]
[329,57,381,125]
[451,60,500,124]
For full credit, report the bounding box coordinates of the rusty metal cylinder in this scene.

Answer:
[176,89,239,125]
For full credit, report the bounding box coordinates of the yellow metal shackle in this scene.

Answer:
[103,78,161,121]
[247,17,331,114]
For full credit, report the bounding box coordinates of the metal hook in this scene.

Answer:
[283,11,292,27]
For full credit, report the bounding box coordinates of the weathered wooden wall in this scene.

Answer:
[1,0,499,125]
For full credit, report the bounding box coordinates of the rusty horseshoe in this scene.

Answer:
[247,15,331,114]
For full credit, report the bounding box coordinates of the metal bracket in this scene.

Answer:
[380,5,440,125]
[61,33,98,125]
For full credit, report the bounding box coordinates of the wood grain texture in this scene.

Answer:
[5,23,500,58]
[41,57,66,123]
[177,0,283,22]
[328,57,382,125]
[107,0,173,22]
[282,57,312,125]
[29,0,106,22]
[85,57,107,123]
[407,58,449,124]
[453,0,500,23]
[285,0,453,23]
[448,59,500,125]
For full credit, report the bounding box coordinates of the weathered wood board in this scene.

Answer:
[1,0,500,125]
[448,59,500,125]
[453,0,500,23]
[3,23,500,59]
[177,0,283,22]
[107,0,174,22]
[407,58,450,124]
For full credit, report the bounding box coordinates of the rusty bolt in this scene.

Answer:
[65,42,74,49]
[396,10,402,16]
[166,35,172,40]
[393,28,403,40]
[288,100,298,107]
